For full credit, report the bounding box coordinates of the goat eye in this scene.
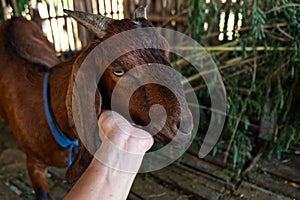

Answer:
[113,69,125,77]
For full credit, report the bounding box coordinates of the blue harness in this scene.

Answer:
[43,71,78,166]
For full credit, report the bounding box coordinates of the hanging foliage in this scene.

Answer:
[0,0,31,21]
[189,0,207,42]
[187,0,300,169]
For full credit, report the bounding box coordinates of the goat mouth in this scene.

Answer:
[130,120,192,146]
[96,111,192,146]
[154,132,172,144]
[151,126,192,146]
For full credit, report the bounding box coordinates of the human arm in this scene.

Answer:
[64,111,153,200]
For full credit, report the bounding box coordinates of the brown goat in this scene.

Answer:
[0,8,193,199]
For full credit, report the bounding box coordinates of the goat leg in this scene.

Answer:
[65,144,93,183]
[26,156,51,200]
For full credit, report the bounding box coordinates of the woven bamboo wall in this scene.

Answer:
[33,0,126,57]
[1,1,249,56]
[124,0,189,32]
[0,0,189,56]
[35,0,189,57]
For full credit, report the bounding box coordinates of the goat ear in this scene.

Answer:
[65,90,101,183]
[66,41,101,132]
[65,43,102,183]
[9,18,59,68]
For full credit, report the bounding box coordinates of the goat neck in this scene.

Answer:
[46,60,76,140]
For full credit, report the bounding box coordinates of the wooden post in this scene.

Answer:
[123,0,136,18]
[11,0,19,16]
[1,0,8,20]
[74,0,93,47]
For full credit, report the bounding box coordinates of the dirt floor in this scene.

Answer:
[0,122,299,200]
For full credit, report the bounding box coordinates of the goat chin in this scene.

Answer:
[109,120,191,146]
[131,122,144,129]
[156,130,192,146]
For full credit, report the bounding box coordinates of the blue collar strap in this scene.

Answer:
[43,71,79,166]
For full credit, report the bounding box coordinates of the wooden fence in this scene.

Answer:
[15,0,189,58]
[1,0,242,56]
[124,0,189,31]
[33,0,126,58]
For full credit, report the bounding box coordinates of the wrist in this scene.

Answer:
[93,140,146,173]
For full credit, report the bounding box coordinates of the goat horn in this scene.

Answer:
[64,9,114,39]
[134,5,148,19]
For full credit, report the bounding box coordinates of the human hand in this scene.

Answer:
[64,111,153,200]
[98,110,154,154]
[93,110,153,173]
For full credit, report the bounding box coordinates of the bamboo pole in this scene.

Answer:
[224,54,258,165]
[265,3,300,14]
[1,0,8,20]
[224,112,242,164]
[11,0,19,16]
[201,23,288,40]
[74,0,93,47]
[172,40,239,67]
[174,46,295,52]
[188,103,260,129]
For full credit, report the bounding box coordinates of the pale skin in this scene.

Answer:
[64,111,154,200]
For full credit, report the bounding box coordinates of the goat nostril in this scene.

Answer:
[176,121,181,130]
[176,121,189,134]
[176,116,193,134]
